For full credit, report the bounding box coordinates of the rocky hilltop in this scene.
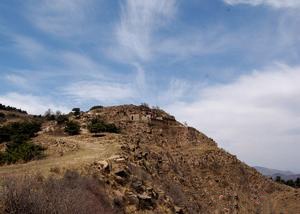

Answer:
[1,104,300,213]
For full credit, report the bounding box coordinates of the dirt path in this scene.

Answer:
[0,134,122,177]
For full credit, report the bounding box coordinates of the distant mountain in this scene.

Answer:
[254,166,300,181]
[254,166,294,176]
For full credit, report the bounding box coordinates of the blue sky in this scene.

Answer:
[1,0,300,172]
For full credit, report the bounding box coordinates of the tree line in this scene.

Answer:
[274,176,300,188]
[0,103,27,114]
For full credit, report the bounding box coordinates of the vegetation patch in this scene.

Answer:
[0,103,27,114]
[64,121,81,135]
[0,112,5,118]
[0,120,45,165]
[44,109,69,124]
[0,121,41,144]
[90,105,104,111]
[275,176,300,188]
[88,118,120,134]
[0,142,45,164]
[1,171,116,214]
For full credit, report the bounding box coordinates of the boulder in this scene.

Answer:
[126,191,139,205]
[138,193,155,210]
[131,179,144,193]
[175,206,184,214]
[114,167,130,185]
[95,160,111,173]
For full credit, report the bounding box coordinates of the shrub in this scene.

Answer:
[56,114,68,124]
[64,121,80,135]
[90,105,104,111]
[87,118,120,134]
[140,102,150,109]
[0,126,11,143]
[275,176,282,183]
[7,113,17,118]
[295,178,300,188]
[1,171,116,214]
[72,108,81,116]
[44,109,68,124]
[0,112,5,118]
[0,142,45,164]
[0,103,27,114]
[0,121,41,144]
[44,109,55,120]
[0,120,44,165]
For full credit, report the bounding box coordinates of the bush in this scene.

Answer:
[44,109,68,124]
[64,121,80,135]
[72,108,81,116]
[1,171,116,214]
[87,118,120,134]
[0,121,41,144]
[90,105,104,111]
[44,109,55,120]
[0,120,44,165]
[56,114,69,124]
[0,142,45,164]
[0,112,5,118]
[140,102,150,109]
[0,103,27,114]
[0,126,11,143]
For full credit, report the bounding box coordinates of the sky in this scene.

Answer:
[1,0,300,172]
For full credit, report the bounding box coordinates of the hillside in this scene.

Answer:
[1,104,300,214]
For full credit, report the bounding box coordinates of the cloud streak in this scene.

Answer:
[63,81,136,103]
[27,0,96,37]
[224,0,300,8]
[166,63,300,172]
[113,0,176,62]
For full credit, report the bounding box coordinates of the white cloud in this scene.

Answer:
[27,0,96,37]
[113,0,176,62]
[13,35,46,59]
[5,74,28,87]
[0,93,69,115]
[224,0,300,8]
[154,27,239,60]
[63,81,136,103]
[166,63,300,172]
[60,52,106,79]
[158,79,192,103]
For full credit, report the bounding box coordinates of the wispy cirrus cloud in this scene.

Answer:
[27,0,97,37]
[63,81,136,103]
[112,0,176,62]
[5,74,28,88]
[224,0,300,8]
[12,35,46,59]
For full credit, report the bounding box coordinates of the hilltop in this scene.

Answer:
[0,104,300,213]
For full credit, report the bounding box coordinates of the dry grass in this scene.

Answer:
[0,133,121,176]
[1,170,116,214]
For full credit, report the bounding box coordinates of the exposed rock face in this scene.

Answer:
[81,105,300,214]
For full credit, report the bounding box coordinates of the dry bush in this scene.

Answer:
[162,181,186,205]
[1,170,116,214]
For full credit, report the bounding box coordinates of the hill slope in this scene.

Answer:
[1,104,299,213]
